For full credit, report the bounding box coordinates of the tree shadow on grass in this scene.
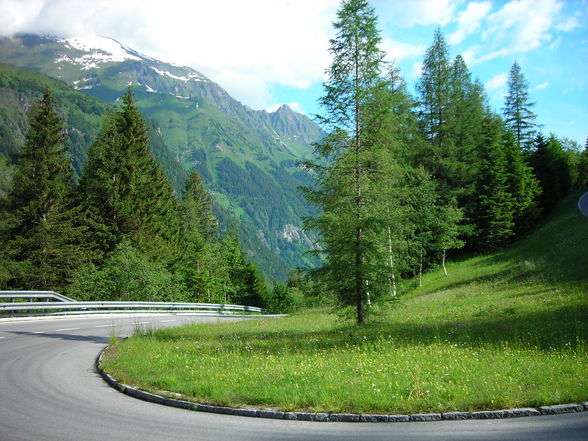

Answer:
[139,301,588,355]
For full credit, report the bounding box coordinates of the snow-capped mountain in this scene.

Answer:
[0,33,323,279]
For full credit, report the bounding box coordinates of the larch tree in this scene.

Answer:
[503,61,537,153]
[303,0,391,324]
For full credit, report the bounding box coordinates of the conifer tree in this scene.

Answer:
[503,62,537,152]
[78,88,180,264]
[177,170,219,302]
[303,0,391,324]
[502,131,541,233]
[417,28,451,152]
[0,90,91,291]
[475,116,515,248]
[530,134,571,212]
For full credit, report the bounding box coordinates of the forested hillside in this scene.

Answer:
[0,34,325,280]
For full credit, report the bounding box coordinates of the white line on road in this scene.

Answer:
[95,324,113,328]
[55,328,80,332]
[33,331,45,334]
[0,336,5,339]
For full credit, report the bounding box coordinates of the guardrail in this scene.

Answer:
[0,299,267,315]
[0,291,268,316]
[0,290,76,302]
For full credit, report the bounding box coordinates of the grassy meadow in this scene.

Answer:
[101,195,588,414]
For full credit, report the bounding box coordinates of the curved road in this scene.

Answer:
[1,314,587,441]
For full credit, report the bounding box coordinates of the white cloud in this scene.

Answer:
[485,72,508,93]
[410,61,423,79]
[531,81,550,91]
[556,15,580,32]
[0,0,340,110]
[375,0,460,28]
[483,0,562,53]
[381,38,427,62]
[448,1,492,45]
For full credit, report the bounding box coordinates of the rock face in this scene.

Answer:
[0,33,325,280]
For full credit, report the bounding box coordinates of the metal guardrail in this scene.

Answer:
[0,301,267,314]
[0,292,268,315]
[0,290,76,302]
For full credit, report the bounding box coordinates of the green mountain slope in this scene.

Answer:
[0,34,325,279]
[0,63,187,192]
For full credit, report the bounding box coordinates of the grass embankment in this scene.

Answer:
[101,196,588,414]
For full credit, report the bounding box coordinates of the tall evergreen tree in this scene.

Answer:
[78,88,181,264]
[474,116,515,248]
[530,134,571,212]
[0,90,91,291]
[417,28,451,152]
[502,130,541,234]
[304,0,390,324]
[503,61,537,152]
[177,170,219,302]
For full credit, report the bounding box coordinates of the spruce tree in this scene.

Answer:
[502,131,541,234]
[177,170,219,302]
[78,88,181,264]
[503,62,537,152]
[0,90,91,291]
[530,134,571,212]
[474,116,515,248]
[303,0,390,324]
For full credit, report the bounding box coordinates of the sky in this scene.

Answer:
[0,0,586,145]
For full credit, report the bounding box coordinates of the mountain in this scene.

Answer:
[0,34,324,280]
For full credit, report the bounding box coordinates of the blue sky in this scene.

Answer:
[273,0,588,146]
[1,0,586,145]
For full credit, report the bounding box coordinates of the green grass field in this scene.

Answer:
[101,195,588,414]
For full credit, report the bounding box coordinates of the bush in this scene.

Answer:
[68,241,188,302]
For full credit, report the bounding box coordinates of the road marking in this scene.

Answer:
[0,336,5,339]
[95,324,113,328]
[55,327,80,332]
[160,319,176,323]
[33,331,45,334]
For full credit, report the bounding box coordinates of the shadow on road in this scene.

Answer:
[8,330,109,344]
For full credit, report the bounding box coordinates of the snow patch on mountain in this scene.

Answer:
[62,35,140,62]
[150,66,204,82]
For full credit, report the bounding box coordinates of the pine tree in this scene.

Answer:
[503,62,537,152]
[303,0,390,324]
[78,88,181,264]
[0,90,92,291]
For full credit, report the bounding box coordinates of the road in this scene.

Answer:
[0,314,587,441]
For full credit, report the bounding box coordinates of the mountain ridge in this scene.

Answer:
[0,33,324,280]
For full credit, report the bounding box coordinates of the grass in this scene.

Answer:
[101,195,588,414]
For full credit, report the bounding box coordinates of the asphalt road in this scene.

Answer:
[0,314,587,441]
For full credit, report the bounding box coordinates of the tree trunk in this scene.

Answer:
[442,248,448,276]
[419,248,423,287]
[387,225,397,297]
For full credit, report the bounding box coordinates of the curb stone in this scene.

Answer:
[96,347,588,423]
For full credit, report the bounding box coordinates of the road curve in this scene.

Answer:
[1,314,587,441]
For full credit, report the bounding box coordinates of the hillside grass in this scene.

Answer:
[101,195,588,414]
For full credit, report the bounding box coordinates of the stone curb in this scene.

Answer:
[96,348,588,423]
